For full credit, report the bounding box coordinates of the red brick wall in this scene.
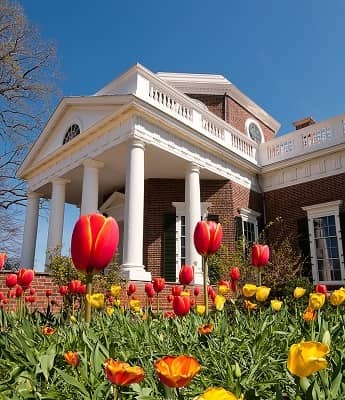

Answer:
[264,172,345,245]
[187,93,276,142]
[144,178,263,279]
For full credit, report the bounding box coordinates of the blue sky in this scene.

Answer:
[19,0,345,269]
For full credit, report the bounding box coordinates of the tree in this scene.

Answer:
[0,0,59,256]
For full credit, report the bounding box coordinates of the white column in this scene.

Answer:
[45,178,69,269]
[21,192,41,268]
[185,162,203,284]
[121,139,151,281]
[80,159,104,215]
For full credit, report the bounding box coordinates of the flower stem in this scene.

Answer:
[203,256,209,315]
[257,268,262,287]
[113,385,118,400]
[85,274,93,324]
[176,387,183,400]
[157,293,160,314]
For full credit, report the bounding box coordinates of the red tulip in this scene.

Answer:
[17,268,35,289]
[15,286,23,297]
[5,274,17,288]
[145,283,154,295]
[230,267,241,281]
[193,286,200,297]
[2,298,8,305]
[164,311,176,318]
[190,299,195,307]
[252,244,270,268]
[25,295,36,303]
[7,289,15,298]
[71,213,119,274]
[0,293,4,301]
[59,286,68,296]
[171,285,182,296]
[153,278,165,293]
[78,284,87,295]
[218,280,230,288]
[230,281,238,292]
[315,284,327,295]
[68,280,82,294]
[0,253,7,270]
[127,283,137,296]
[179,265,194,286]
[193,220,223,256]
[29,287,36,295]
[46,289,52,297]
[167,294,174,303]
[172,295,191,316]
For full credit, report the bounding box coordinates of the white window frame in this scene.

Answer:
[302,200,344,285]
[239,207,261,244]
[172,202,211,282]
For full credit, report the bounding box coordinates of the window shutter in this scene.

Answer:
[339,212,345,261]
[297,217,311,277]
[235,216,243,241]
[163,214,176,282]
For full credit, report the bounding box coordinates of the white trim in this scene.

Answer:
[302,200,344,284]
[238,207,261,243]
[245,119,264,144]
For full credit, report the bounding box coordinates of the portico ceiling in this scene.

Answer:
[37,141,223,206]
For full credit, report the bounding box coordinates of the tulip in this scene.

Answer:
[164,311,176,318]
[181,290,190,297]
[167,294,174,303]
[104,359,145,386]
[0,293,3,301]
[195,387,238,400]
[8,289,15,298]
[242,284,257,298]
[244,300,257,311]
[86,293,104,309]
[0,253,7,270]
[308,292,325,310]
[315,284,327,294]
[71,213,119,274]
[179,264,194,286]
[110,285,122,298]
[154,355,200,388]
[218,284,229,296]
[5,273,17,288]
[127,283,136,296]
[230,281,238,293]
[146,287,155,298]
[194,220,223,256]
[153,277,165,293]
[145,282,154,296]
[17,268,34,289]
[171,285,182,296]
[330,289,345,306]
[15,286,23,297]
[64,351,79,367]
[173,295,191,317]
[287,341,329,378]
[303,307,317,322]
[271,299,283,312]
[255,286,271,302]
[293,287,306,299]
[59,286,68,296]
[229,267,240,281]
[196,304,206,315]
[251,244,270,268]
[129,299,141,313]
[214,294,226,311]
[194,286,200,297]
[68,280,82,294]
[78,284,87,295]
[106,306,115,316]
[2,298,8,305]
[46,289,52,297]
[198,323,214,335]
[42,326,55,336]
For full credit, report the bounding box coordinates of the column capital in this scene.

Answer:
[186,162,201,174]
[83,159,104,169]
[129,138,145,150]
[51,177,70,185]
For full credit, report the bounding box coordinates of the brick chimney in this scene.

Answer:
[292,116,316,130]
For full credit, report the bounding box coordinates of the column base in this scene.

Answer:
[193,272,204,285]
[120,264,152,281]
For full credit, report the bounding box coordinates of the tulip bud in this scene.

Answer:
[17,268,35,289]
[127,283,137,296]
[229,267,241,281]
[5,273,17,288]
[179,265,194,286]
[0,293,3,301]
[322,330,331,347]
[193,286,200,297]
[315,284,327,295]
[252,244,270,268]
[59,286,68,296]
[171,285,182,296]
[167,294,174,303]
[68,280,82,294]
[145,283,154,295]
[15,286,23,297]
[194,220,223,256]
[0,253,7,270]
[46,289,52,297]
[172,295,191,316]
[153,278,165,293]
[29,287,36,295]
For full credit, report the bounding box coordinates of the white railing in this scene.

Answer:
[137,71,258,164]
[260,115,345,166]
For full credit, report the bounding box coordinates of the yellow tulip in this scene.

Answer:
[255,286,271,302]
[195,387,238,400]
[70,315,77,323]
[181,291,190,297]
[244,300,257,311]
[242,284,257,298]
[271,299,283,312]
[86,293,104,309]
[129,299,141,313]
[330,289,345,306]
[196,305,206,315]
[308,292,325,310]
[287,341,329,377]
[106,307,114,316]
[218,285,229,296]
[110,285,122,298]
[214,295,226,311]
[294,287,306,299]
[113,299,121,307]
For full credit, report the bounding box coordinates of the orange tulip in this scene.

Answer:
[179,265,194,285]
[17,268,35,289]
[42,326,55,336]
[194,221,223,256]
[64,351,79,367]
[252,244,269,268]
[104,359,144,386]
[0,253,6,270]
[303,307,317,322]
[71,213,119,274]
[154,355,201,388]
[173,295,191,316]
[198,324,214,335]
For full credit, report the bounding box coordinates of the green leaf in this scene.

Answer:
[55,368,91,399]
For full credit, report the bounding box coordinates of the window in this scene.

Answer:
[63,124,80,144]
[302,201,344,284]
[245,119,263,144]
[236,208,261,254]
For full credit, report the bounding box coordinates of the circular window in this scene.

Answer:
[63,124,80,145]
[246,120,263,144]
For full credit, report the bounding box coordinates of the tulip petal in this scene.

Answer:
[194,221,210,256]
[208,222,223,254]
[71,215,92,272]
